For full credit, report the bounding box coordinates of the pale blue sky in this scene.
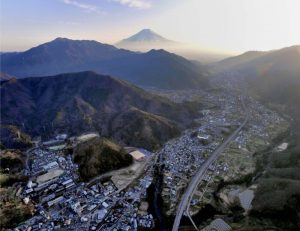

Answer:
[1,0,300,53]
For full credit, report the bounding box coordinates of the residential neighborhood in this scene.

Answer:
[13,134,155,231]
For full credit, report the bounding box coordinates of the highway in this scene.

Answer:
[172,97,249,231]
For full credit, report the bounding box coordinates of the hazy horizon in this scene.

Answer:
[1,0,300,54]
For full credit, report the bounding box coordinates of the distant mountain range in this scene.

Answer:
[214,45,300,121]
[214,45,300,74]
[212,51,267,72]
[0,37,207,89]
[0,71,199,150]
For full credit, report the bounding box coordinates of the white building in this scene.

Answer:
[102,201,109,208]
[42,161,59,171]
[27,180,33,188]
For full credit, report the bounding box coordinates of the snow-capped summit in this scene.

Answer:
[119,29,170,43]
[115,29,177,51]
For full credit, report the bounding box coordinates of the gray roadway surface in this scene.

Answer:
[172,97,249,231]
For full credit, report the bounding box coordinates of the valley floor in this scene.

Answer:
[2,78,294,231]
[149,78,290,230]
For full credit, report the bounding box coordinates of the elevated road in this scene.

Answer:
[172,97,249,231]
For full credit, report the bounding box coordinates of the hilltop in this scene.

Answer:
[74,137,133,181]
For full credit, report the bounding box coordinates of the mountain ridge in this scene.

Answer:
[214,45,300,72]
[0,38,207,89]
[1,71,200,150]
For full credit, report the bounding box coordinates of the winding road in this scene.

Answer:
[172,96,249,231]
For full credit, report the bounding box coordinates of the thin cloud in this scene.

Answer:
[63,0,103,14]
[113,0,152,9]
